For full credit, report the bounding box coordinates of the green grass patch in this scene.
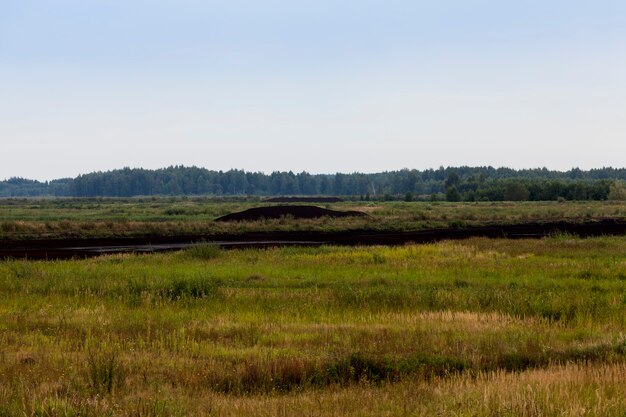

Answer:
[1,236,625,414]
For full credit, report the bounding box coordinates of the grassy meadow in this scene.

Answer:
[1,236,626,415]
[2,198,626,239]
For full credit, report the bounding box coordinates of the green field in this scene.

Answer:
[2,198,626,239]
[2,236,626,416]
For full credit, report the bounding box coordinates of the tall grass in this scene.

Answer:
[183,242,222,260]
[0,236,625,415]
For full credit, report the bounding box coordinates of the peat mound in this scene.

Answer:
[264,197,344,203]
[215,205,366,222]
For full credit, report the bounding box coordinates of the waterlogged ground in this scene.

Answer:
[1,237,626,416]
[2,199,626,239]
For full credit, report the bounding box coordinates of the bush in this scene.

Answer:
[446,186,461,202]
[608,181,626,201]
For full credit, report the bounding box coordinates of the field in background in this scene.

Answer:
[1,237,626,416]
[2,198,626,239]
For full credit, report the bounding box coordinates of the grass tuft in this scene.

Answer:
[183,243,222,260]
[86,348,125,394]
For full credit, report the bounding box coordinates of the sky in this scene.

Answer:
[1,0,626,181]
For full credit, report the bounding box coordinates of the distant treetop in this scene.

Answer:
[1,165,625,201]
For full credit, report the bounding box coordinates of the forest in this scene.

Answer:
[2,166,626,201]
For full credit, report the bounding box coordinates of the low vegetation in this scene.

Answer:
[1,236,625,415]
[1,198,626,240]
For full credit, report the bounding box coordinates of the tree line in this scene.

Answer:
[2,166,626,201]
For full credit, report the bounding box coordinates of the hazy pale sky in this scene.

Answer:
[2,0,626,180]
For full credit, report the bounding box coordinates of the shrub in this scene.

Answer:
[608,181,626,201]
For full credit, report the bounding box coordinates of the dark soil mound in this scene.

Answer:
[215,205,366,222]
[264,197,344,203]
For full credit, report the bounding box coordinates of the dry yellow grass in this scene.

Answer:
[2,238,626,415]
[187,362,626,417]
[11,362,626,416]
